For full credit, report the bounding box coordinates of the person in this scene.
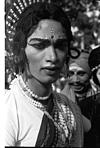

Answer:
[4,0,85,147]
[61,50,98,147]
[61,50,95,103]
[88,46,100,148]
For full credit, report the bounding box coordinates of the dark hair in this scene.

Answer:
[7,2,73,73]
[88,46,100,86]
[88,46,100,70]
[92,69,100,86]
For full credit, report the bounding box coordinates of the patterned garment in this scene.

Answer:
[31,93,76,147]
[18,75,76,147]
[35,98,76,147]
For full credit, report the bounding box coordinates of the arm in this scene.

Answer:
[82,115,91,132]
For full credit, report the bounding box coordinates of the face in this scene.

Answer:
[68,65,90,93]
[96,68,100,84]
[25,19,68,84]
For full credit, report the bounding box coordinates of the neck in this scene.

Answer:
[22,73,52,98]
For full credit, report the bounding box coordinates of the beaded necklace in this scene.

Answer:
[17,75,76,146]
[19,75,51,101]
[18,75,68,143]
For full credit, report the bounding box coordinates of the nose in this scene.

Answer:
[47,45,57,62]
[71,74,79,82]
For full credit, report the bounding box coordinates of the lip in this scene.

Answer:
[71,84,81,87]
[70,83,82,88]
[42,66,60,75]
[71,85,84,91]
[44,66,60,70]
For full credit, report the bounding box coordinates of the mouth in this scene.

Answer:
[70,84,84,91]
[43,66,60,75]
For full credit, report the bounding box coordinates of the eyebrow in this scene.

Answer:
[29,38,46,42]
[29,38,67,43]
[69,70,86,74]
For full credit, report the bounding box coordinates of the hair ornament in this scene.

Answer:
[23,0,28,7]
[28,0,32,5]
[92,64,100,72]
[18,0,24,10]
[6,0,52,41]
[13,2,22,14]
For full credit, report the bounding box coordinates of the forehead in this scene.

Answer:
[69,63,84,71]
[28,19,67,40]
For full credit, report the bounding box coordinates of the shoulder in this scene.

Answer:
[5,77,22,103]
[5,78,22,115]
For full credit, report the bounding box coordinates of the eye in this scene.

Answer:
[77,71,86,76]
[68,71,74,77]
[27,40,50,50]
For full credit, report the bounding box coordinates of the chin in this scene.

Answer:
[41,76,58,85]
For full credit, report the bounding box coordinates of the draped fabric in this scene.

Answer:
[5,76,84,147]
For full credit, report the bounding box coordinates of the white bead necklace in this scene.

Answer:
[18,75,72,144]
[19,75,52,101]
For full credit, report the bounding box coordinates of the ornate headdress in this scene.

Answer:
[6,0,73,59]
[6,0,53,42]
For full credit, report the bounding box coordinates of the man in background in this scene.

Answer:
[61,50,99,147]
[61,50,94,104]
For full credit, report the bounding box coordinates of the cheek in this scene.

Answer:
[80,75,89,83]
[25,47,41,64]
[57,50,67,63]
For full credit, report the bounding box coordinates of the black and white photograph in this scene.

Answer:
[3,0,100,147]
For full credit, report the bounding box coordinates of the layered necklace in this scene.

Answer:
[19,75,52,101]
[18,75,68,140]
[17,75,75,146]
[18,75,52,111]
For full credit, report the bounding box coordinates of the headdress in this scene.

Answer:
[6,0,54,42]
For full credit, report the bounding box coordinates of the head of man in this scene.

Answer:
[6,1,73,86]
[68,51,91,94]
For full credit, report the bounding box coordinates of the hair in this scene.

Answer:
[88,46,100,86]
[92,69,100,86]
[7,2,73,73]
[88,46,100,70]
